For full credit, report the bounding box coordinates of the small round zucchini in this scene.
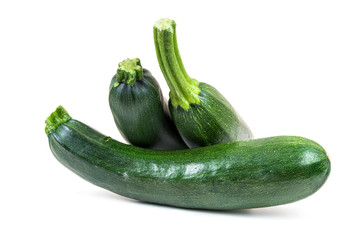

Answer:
[46,106,330,210]
[109,58,187,150]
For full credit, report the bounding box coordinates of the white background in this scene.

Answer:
[1,0,363,239]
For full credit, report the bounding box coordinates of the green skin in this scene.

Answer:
[170,83,252,148]
[46,106,330,210]
[153,19,253,148]
[109,58,187,150]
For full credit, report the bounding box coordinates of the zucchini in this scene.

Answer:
[46,106,330,210]
[109,58,187,150]
[153,18,253,148]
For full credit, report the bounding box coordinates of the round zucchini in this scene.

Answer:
[46,106,330,210]
[109,58,187,150]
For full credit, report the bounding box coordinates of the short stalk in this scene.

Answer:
[45,106,71,135]
[115,58,143,87]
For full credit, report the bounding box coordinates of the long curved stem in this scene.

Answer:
[153,18,200,110]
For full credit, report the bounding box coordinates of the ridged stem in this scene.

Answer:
[115,58,143,87]
[45,106,71,135]
[153,18,200,110]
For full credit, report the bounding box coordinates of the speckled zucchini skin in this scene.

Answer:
[153,19,253,148]
[170,83,253,148]
[47,118,330,210]
[109,68,187,150]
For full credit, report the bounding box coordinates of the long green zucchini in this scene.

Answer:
[46,106,330,210]
[109,58,187,150]
[153,18,253,148]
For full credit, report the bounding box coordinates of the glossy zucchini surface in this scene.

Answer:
[46,106,330,210]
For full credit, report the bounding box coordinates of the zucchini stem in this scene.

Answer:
[45,106,71,135]
[115,58,143,87]
[153,18,200,110]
